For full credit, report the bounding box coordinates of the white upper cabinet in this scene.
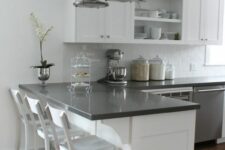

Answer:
[76,8,104,43]
[203,0,224,44]
[105,1,132,42]
[64,0,132,43]
[182,0,201,42]
[183,0,224,45]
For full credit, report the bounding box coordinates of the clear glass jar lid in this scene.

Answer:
[133,56,149,64]
[149,55,165,64]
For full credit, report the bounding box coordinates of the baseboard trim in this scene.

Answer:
[217,137,225,144]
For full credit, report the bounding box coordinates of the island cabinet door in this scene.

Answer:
[131,111,196,150]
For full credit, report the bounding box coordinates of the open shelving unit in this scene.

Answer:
[134,0,183,43]
[134,16,182,23]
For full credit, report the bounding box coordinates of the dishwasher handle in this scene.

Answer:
[195,88,225,93]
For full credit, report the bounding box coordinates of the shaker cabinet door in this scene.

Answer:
[203,0,224,44]
[104,1,132,43]
[182,0,201,42]
[75,8,105,43]
[182,0,224,45]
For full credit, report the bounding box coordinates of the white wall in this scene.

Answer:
[1,0,225,149]
[0,0,64,149]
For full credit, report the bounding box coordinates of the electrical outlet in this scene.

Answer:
[190,63,201,72]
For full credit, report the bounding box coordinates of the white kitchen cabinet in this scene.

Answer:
[183,0,224,45]
[182,0,202,43]
[69,110,197,150]
[105,1,132,42]
[76,8,105,43]
[64,0,132,43]
[202,0,224,44]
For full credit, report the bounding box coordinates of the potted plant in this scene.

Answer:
[30,13,54,85]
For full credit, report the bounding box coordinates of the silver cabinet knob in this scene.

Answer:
[201,39,204,41]
[100,35,104,38]
[107,35,110,38]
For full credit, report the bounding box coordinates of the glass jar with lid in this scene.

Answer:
[149,56,166,80]
[71,53,91,91]
[131,56,150,81]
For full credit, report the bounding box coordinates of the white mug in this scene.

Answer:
[150,27,162,40]
[149,10,160,18]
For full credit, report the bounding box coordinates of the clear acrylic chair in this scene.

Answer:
[48,104,119,150]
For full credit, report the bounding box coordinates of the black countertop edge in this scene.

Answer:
[129,83,225,90]
[87,105,200,120]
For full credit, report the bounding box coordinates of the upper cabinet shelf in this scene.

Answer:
[134,16,182,23]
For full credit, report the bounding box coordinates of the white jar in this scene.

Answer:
[165,64,175,80]
[149,56,166,81]
[131,56,150,81]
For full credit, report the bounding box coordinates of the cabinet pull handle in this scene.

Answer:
[195,88,225,93]
[100,35,104,38]
[107,35,110,38]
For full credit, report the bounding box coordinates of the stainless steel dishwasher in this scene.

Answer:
[193,85,225,143]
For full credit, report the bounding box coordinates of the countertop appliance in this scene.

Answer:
[193,85,225,143]
[105,49,127,84]
[141,87,193,101]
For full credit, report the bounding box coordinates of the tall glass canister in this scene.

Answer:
[71,54,91,91]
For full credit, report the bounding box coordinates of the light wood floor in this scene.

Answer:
[195,141,225,150]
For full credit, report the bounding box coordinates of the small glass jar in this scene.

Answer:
[165,64,175,80]
[71,54,91,91]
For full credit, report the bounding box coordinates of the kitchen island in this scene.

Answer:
[19,82,199,150]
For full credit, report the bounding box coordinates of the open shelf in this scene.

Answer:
[135,16,182,23]
[132,39,183,45]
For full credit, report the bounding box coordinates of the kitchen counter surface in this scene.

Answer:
[19,82,199,120]
[125,76,225,89]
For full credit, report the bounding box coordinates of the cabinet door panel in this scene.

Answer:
[182,0,201,41]
[76,8,104,42]
[204,0,221,43]
[105,1,131,42]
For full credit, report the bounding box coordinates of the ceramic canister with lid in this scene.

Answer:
[149,56,166,80]
[131,56,150,81]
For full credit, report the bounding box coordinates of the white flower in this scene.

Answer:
[30,13,53,43]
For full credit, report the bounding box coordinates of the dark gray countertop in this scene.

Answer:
[19,82,199,120]
[124,76,225,89]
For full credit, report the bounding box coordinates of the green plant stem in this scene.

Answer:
[40,41,43,62]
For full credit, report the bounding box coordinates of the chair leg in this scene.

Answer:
[24,123,31,150]
[19,121,25,150]
[44,139,50,150]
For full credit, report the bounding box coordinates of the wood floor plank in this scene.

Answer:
[195,142,225,150]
